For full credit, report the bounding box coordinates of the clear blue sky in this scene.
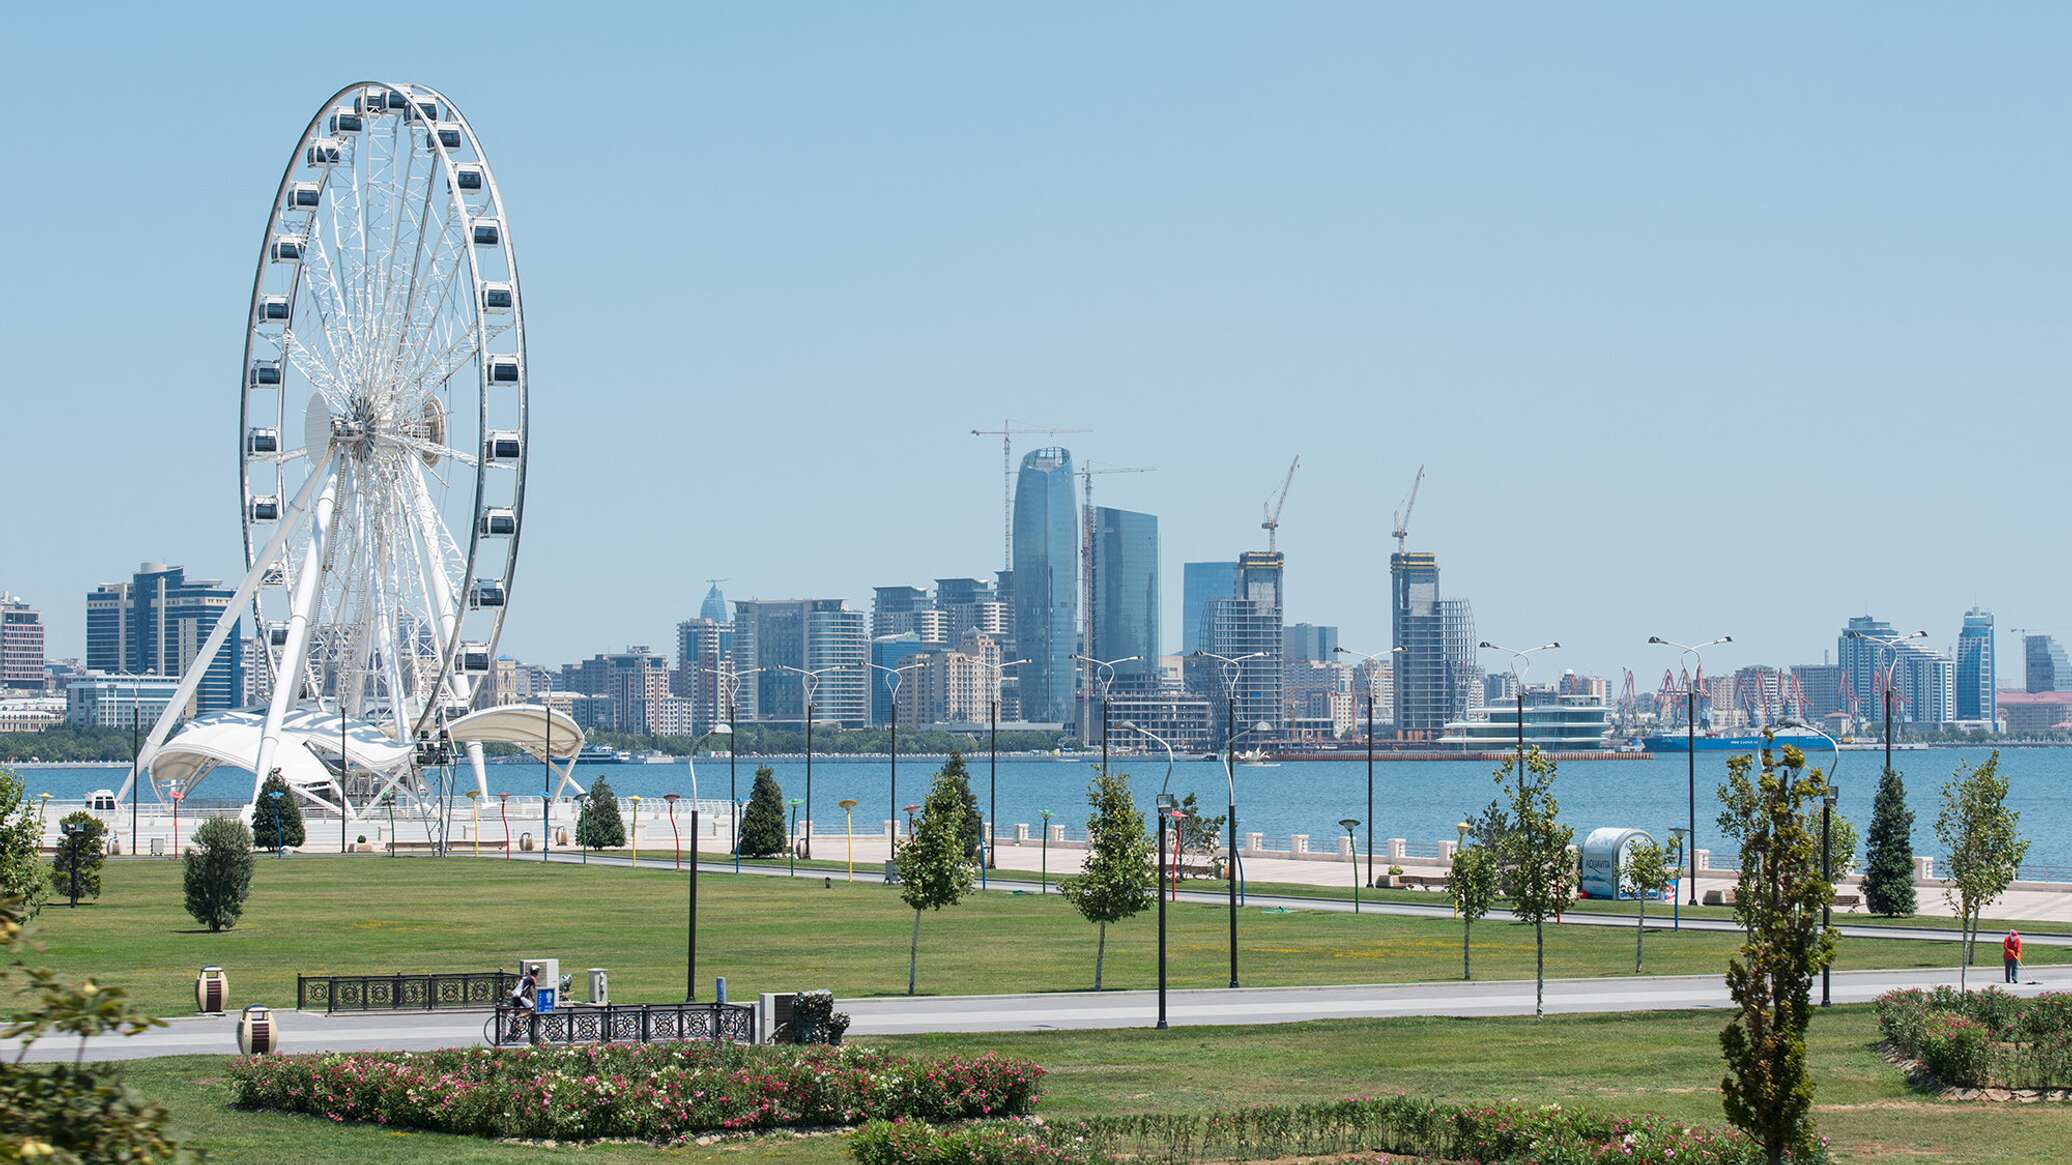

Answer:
[5,4,2068,685]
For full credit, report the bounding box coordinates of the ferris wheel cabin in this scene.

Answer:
[485,431,521,462]
[246,428,279,455]
[248,495,281,522]
[478,507,517,536]
[471,218,501,246]
[256,295,290,323]
[486,356,521,385]
[285,182,321,212]
[481,283,513,312]
[247,360,282,388]
[469,580,508,609]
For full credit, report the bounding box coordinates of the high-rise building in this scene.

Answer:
[1840,615,1955,727]
[1391,552,1476,740]
[1011,447,1077,725]
[730,598,870,726]
[1791,664,1844,722]
[66,675,179,728]
[1181,562,1237,655]
[895,630,1000,727]
[2024,634,2072,693]
[561,647,671,734]
[698,581,729,624]
[84,563,243,715]
[870,633,926,725]
[1955,608,1996,725]
[1730,665,1783,726]
[1282,623,1338,664]
[0,594,44,692]
[674,618,733,733]
[1089,506,1159,685]
[1197,550,1284,741]
[871,586,931,639]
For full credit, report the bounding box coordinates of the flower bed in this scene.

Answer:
[229,1043,1042,1142]
[854,1097,1803,1165]
[1876,987,2072,1089]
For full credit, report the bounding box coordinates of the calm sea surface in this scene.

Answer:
[18,747,2072,868]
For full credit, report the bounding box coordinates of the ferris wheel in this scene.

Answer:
[118,82,569,819]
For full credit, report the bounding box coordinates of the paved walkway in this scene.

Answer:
[19,963,2071,1063]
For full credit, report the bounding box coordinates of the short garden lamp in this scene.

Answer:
[629,795,643,866]
[902,802,920,842]
[496,792,511,859]
[838,798,859,881]
[57,820,82,908]
[1821,782,1840,1007]
[1668,827,1689,930]
[573,792,590,863]
[1340,819,1362,913]
[1038,807,1054,893]
[787,798,805,877]
[1154,792,1181,1029]
[663,793,683,870]
[465,789,482,856]
[266,788,286,858]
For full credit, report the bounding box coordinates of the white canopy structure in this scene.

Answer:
[447,704,585,800]
[148,707,414,813]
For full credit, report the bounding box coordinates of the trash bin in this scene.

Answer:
[196,966,228,1014]
[237,1005,278,1055]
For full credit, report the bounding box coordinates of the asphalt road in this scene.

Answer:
[18,963,2072,1063]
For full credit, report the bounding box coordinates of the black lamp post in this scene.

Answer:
[787,798,803,877]
[1335,647,1401,887]
[687,808,700,1001]
[1193,648,1266,989]
[981,658,1031,871]
[861,660,924,863]
[1668,827,1687,931]
[1339,818,1361,912]
[1154,791,1178,1029]
[720,667,762,874]
[575,793,589,863]
[58,821,81,908]
[1039,808,1052,893]
[780,664,845,862]
[1821,782,1837,1007]
[1649,634,1732,905]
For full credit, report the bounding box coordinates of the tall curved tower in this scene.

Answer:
[1011,447,1077,725]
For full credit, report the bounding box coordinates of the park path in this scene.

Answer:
[16,963,2072,1063]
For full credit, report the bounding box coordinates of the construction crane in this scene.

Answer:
[1077,461,1157,742]
[1391,465,1425,556]
[972,421,1091,570]
[1261,455,1299,552]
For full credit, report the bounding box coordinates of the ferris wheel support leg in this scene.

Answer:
[250,465,341,808]
[117,448,340,806]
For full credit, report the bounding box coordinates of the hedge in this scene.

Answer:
[230,1043,1041,1142]
[1876,987,2072,1089]
[855,1097,1802,1165]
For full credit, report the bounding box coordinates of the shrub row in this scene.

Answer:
[853,1097,1803,1165]
[1876,987,2072,1089]
[229,1042,1041,1142]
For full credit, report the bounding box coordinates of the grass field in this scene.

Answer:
[95,1006,2072,1164]
[26,854,2052,1019]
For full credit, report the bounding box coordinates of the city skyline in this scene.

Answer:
[9,8,2072,685]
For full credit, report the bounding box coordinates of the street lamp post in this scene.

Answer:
[1648,634,1733,904]
[1780,715,1844,1006]
[687,808,700,1000]
[664,793,682,870]
[720,666,763,873]
[1039,807,1052,893]
[860,660,926,862]
[466,789,481,856]
[1073,654,1141,780]
[838,798,858,881]
[266,789,285,858]
[1667,827,1688,930]
[58,821,80,908]
[1192,648,1267,989]
[779,664,847,861]
[629,795,642,866]
[1477,639,1560,809]
[977,657,1032,870]
[1340,819,1361,912]
[787,798,803,877]
[169,785,184,858]
[574,793,589,863]
[1154,791,1178,1030]
[1844,628,1928,778]
[1333,647,1397,888]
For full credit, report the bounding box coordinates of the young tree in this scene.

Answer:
[936,750,984,860]
[894,764,977,994]
[1060,769,1153,989]
[736,767,786,857]
[50,810,108,902]
[1445,843,1498,980]
[1622,839,1671,974]
[250,771,307,850]
[0,768,49,920]
[1175,791,1227,878]
[183,817,255,933]
[1862,765,1916,917]
[1717,744,1836,1165]
[1495,748,1575,1019]
[575,776,628,848]
[1934,751,2029,990]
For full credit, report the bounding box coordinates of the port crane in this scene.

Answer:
[1391,465,1425,556]
[1261,455,1299,552]
[971,421,1090,570]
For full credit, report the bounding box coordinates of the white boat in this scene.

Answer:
[633,750,675,764]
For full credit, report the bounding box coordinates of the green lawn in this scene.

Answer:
[99,1007,2072,1164]
[26,855,2054,1020]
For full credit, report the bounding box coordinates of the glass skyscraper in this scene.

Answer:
[1181,561,1237,655]
[84,563,243,714]
[1090,506,1159,686]
[1390,551,1474,740]
[1011,447,1077,724]
[1955,608,1996,724]
[2024,634,2071,693]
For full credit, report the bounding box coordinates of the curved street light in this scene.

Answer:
[1334,645,1403,888]
[1778,713,1844,1008]
[974,656,1032,869]
[1074,654,1141,778]
[1843,627,1929,774]
[859,659,928,860]
[778,663,849,859]
[713,664,764,872]
[1648,634,1732,903]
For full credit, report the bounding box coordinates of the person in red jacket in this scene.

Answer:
[2004,930,2023,983]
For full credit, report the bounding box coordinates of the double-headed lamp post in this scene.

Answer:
[1339,819,1362,912]
[1334,646,1404,888]
[1648,634,1732,904]
[1476,638,1560,814]
[1073,654,1141,778]
[859,659,926,861]
[1153,790,1179,1029]
[1843,628,1928,773]
[779,663,848,860]
[1196,647,1271,989]
[719,665,764,872]
[977,657,1032,869]
[1780,715,1843,1007]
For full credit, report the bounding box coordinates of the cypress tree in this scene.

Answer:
[250,772,306,850]
[937,750,983,860]
[576,776,627,848]
[737,766,786,857]
[1862,765,1916,917]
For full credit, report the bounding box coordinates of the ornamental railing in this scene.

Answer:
[487,1001,757,1047]
[297,970,515,1013]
